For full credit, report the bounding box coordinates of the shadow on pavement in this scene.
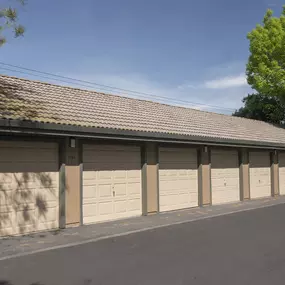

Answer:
[0,280,92,285]
[0,281,43,285]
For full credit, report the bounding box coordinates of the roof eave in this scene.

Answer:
[0,119,285,150]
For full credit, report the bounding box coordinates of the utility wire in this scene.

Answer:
[0,61,236,113]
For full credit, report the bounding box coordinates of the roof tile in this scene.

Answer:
[1,74,285,145]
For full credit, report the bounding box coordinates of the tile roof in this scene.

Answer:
[1,74,285,146]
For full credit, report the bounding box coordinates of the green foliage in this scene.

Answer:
[246,6,285,100]
[0,0,26,46]
[233,93,285,125]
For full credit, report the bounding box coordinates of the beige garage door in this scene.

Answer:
[279,153,285,195]
[249,152,271,199]
[211,150,240,205]
[159,148,198,212]
[0,141,59,237]
[83,144,142,224]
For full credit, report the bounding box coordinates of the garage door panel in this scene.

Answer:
[0,192,12,208]
[6,172,58,192]
[179,193,191,203]
[127,170,141,179]
[160,193,192,212]
[82,180,96,195]
[159,180,173,191]
[159,170,177,178]
[37,221,58,232]
[279,153,285,195]
[226,178,240,187]
[83,203,97,218]
[36,206,58,223]
[159,148,198,212]
[0,141,59,237]
[35,192,58,207]
[13,191,35,208]
[160,194,178,209]
[83,144,142,224]
[160,180,190,192]
[128,198,141,211]
[98,171,113,180]
[114,200,127,214]
[113,171,126,179]
[99,202,113,216]
[160,170,196,180]
[127,182,141,195]
[98,184,112,198]
[250,152,271,199]
[0,211,14,234]
[16,208,35,226]
[211,150,240,205]
[114,184,127,196]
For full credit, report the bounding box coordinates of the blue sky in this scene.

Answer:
[1,0,283,114]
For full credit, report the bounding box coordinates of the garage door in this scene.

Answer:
[83,144,142,224]
[279,153,285,195]
[249,152,271,199]
[159,148,198,212]
[0,141,59,237]
[211,150,240,205]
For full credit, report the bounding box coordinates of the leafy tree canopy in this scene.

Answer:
[0,0,25,46]
[233,93,285,125]
[247,6,285,101]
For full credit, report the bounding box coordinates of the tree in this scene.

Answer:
[233,93,285,125]
[0,0,25,46]
[0,1,35,119]
[246,6,285,101]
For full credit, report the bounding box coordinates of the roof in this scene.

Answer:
[1,74,285,147]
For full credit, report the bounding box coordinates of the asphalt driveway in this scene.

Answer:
[1,203,285,285]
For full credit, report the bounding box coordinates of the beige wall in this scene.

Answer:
[64,138,81,226]
[65,165,81,225]
[144,143,158,214]
[240,149,250,200]
[271,152,279,197]
[199,148,211,206]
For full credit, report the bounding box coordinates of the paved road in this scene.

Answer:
[1,204,285,285]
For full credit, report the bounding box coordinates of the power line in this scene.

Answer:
[0,61,236,113]
[0,62,236,112]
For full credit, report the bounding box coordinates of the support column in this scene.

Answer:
[240,149,250,201]
[198,146,211,206]
[142,143,159,215]
[64,138,82,227]
[271,151,279,197]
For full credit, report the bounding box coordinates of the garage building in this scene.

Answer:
[1,74,285,236]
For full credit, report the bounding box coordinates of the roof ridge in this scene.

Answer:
[0,73,275,127]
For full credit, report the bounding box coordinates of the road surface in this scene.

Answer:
[1,204,285,285]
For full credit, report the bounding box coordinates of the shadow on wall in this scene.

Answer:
[0,170,58,237]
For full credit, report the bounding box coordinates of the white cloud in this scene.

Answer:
[177,83,198,90]
[204,74,247,89]
[61,72,228,111]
